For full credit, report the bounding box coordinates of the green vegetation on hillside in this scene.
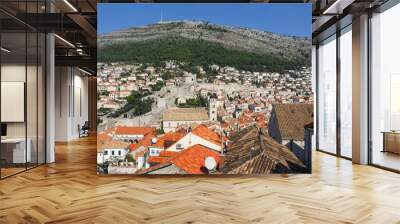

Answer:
[98,37,309,73]
[176,96,207,108]
[109,91,153,118]
[150,81,164,92]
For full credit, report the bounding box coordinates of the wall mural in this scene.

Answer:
[97,3,313,175]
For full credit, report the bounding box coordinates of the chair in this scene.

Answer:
[79,121,90,138]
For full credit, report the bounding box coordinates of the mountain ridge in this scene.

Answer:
[98,21,311,62]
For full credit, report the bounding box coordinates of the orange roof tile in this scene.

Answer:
[101,140,129,150]
[97,132,112,148]
[191,125,223,145]
[148,156,170,164]
[146,150,179,165]
[170,144,222,174]
[114,126,154,136]
[129,133,154,152]
[129,143,139,151]
[152,136,165,148]
[151,134,181,148]
[159,151,179,157]
[164,131,185,142]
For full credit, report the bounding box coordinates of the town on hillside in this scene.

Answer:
[97,62,314,174]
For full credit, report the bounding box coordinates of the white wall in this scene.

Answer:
[1,63,46,164]
[166,133,221,152]
[54,67,89,141]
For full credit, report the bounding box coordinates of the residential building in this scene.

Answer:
[98,140,130,164]
[165,125,224,152]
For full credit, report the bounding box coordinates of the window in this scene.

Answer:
[112,151,115,156]
[370,3,400,171]
[104,151,108,155]
[339,26,352,158]
[317,34,337,154]
[0,2,46,179]
[118,150,121,156]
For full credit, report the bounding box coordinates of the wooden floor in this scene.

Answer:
[372,150,400,171]
[1,136,400,223]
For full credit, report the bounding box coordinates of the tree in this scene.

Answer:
[125,154,136,163]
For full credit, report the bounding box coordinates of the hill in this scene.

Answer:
[98,21,311,72]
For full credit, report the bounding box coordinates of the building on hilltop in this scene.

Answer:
[208,97,218,121]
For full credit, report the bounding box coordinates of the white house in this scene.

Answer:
[98,140,130,164]
[166,125,224,153]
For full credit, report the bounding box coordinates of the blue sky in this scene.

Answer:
[98,3,311,37]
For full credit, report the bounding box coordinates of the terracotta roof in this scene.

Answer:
[129,133,154,152]
[164,131,185,142]
[129,143,139,151]
[143,131,186,149]
[148,156,170,164]
[152,137,165,148]
[101,140,129,150]
[114,126,154,136]
[159,151,180,157]
[98,132,112,143]
[219,126,304,174]
[192,124,225,145]
[163,107,209,121]
[271,104,313,141]
[170,144,222,174]
[97,132,113,151]
[147,150,179,164]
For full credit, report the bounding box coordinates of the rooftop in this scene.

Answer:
[192,124,226,145]
[219,126,304,174]
[101,140,129,151]
[170,144,222,174]
[272,103,313,141]
[129,133,154,152]
[114,126,154,136]
[163,107,209,121]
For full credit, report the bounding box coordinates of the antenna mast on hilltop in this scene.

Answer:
[160,10,163,23]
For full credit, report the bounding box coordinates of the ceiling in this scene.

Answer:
[0,0,97,74]
[1,0,394,72]
[311,0,390,42]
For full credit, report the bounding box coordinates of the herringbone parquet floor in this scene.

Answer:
[1,135,400,224]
